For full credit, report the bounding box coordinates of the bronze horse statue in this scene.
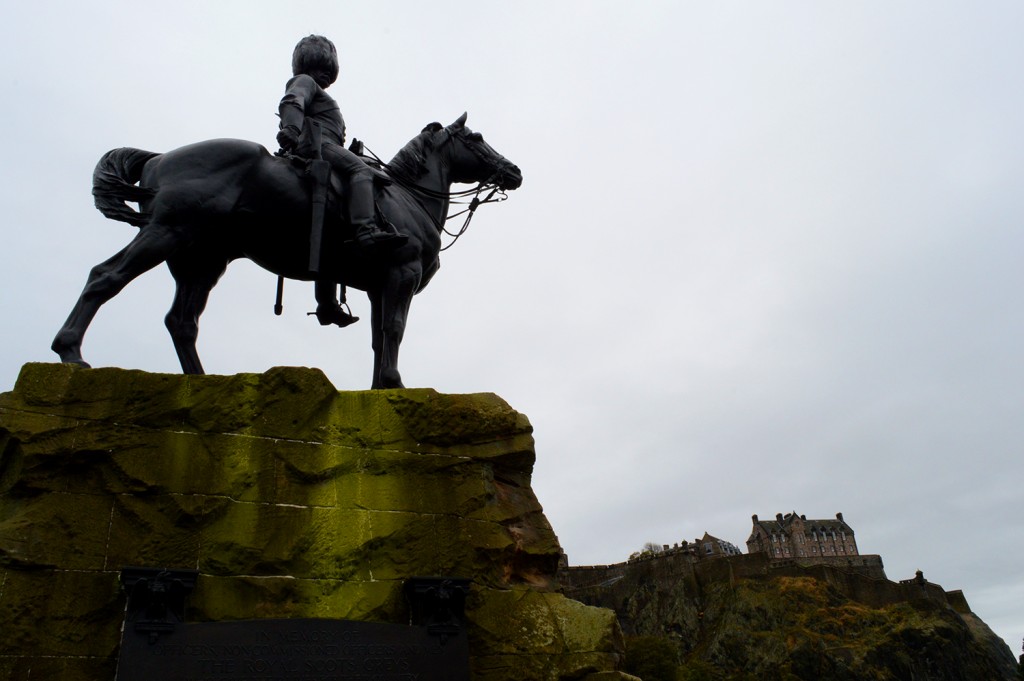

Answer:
[51,113,522,388]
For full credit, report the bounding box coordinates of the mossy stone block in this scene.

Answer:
[0,568,122,657]
[467,588,623,657]
[189,575,402,623]
[198,502,366,579]
[105,493,206,569]
[0,364,628,680]
[0,493,111,569]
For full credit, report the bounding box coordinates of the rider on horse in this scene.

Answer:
[276,35,405,327]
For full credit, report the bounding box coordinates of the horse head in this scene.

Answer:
[434,113,523,191]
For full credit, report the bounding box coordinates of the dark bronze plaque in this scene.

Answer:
[116,618,469,681]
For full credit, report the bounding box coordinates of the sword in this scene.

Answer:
[307,121,329,274]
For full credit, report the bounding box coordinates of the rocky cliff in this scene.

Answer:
[0,363,632,681]
[565,553,1018,680]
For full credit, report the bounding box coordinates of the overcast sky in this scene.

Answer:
[2,0,1021,654]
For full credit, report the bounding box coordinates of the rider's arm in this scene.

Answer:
[277,74,319,140]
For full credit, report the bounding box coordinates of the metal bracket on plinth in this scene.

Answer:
[120,567,199,644]
[405,577,472,645]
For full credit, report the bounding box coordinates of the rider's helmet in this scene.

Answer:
[292,35,339,87]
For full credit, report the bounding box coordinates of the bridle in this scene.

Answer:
[363,129,510,250]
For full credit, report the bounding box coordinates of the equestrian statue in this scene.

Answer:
[51,35,522,389]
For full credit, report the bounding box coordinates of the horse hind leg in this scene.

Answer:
[52,223,183,367]
[164,252,228,375]
[52,247,129,366]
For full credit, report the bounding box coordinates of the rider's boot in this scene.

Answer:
[349,176,407,251]
[311,281,359,327]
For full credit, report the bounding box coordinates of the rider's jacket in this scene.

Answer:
[278,74,346,156]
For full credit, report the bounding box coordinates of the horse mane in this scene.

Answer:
[386,123,443,181]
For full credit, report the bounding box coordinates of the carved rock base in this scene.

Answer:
[0,364,632,681]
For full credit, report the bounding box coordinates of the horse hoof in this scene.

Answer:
[378,369,404,389]
[52,342,91,368]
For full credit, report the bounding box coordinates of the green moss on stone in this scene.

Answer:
[0,493,112,570]
[0,569,122,657]
[467,589,622,657]
[105,493,206,569]
[190,576,403,623]
[385,390,533,447]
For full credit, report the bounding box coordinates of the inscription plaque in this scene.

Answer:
[116,618,469,681]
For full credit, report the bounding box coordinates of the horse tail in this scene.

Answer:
[92,147,161,227]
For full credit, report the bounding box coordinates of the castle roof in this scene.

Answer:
[751,511,854,535]
[699,532,743,556]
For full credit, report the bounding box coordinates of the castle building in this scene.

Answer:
[698,531,743,558]
[746,511,859,559]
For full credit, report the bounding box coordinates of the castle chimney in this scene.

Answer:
[836,512,844,522]
[776,513,784,523]
[752,514,759,523]
[800,515,806,521]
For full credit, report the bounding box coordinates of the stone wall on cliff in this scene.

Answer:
[0,363,634,681]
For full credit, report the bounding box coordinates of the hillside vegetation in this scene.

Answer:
[587,573,1017,680]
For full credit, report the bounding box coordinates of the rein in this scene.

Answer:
[439,184,504,251]
[362,143,507,251]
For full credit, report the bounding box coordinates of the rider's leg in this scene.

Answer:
[348,174,378,244]
[325,145,407,249]
[313,280,358,327]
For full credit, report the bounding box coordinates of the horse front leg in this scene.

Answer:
[369,289,384,389]
[374,265,420,389]
[52,224,181,367]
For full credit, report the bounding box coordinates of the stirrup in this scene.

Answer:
[308,302,359,328]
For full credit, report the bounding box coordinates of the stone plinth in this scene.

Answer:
[0,363,630,681]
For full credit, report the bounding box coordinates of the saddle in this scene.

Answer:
[276,141,391,210]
